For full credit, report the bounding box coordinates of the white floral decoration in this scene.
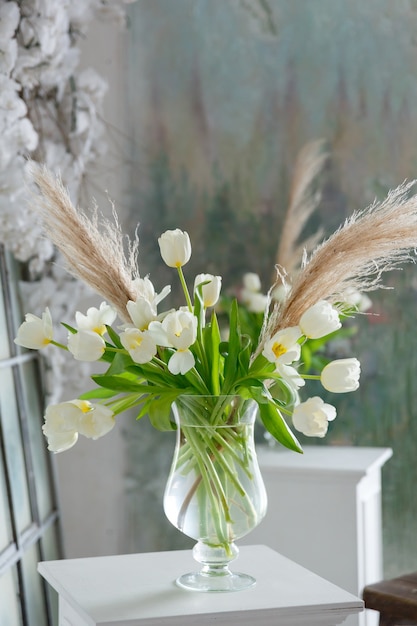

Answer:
[0,0,135,400]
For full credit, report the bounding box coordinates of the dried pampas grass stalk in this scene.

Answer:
[28,163,138,322]
[275,139,328,275]
[266,180,417,339]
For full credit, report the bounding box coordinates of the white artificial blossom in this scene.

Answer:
[1,0,136,402]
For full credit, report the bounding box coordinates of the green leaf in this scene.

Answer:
[92,372,147,393]
[61,322,77,334]
[105,351,134,376]
[108,393,144,416]
[203,311,221,394]
[222,299,242,393]
[79,387,118,400]
[193,283,206,334]
[258,401,303,453]
[147,393,179,431]
[106,324,124,349]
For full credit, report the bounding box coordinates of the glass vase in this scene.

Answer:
[163,394,267,592]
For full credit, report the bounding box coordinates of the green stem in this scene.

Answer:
[182,426,231,545]
[50,340,68,350]
[177,266,193,312]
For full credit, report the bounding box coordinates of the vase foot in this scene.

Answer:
[176,570,256,592]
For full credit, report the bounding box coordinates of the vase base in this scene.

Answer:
[176,570,256,593]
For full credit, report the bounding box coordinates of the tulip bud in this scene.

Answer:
[194,273,222,307]
[158,229,191,268]
[299,300,341,339]
[321,358,361,393]
[14,308,53,349]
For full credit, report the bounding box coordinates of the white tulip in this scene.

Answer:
[167,349,195,375]
[299,301,341,339]
[67,330,105,361]
[149,310,197,351]
[194,273,222,307]
[158,229,191,268]
[243,291,269,313]
[242,272,261,292]
[131,276,171,308]
[321,358,361,393]
[276,363,305,390]
[75,301,116,335]
[42,401,81,453]
[241,273,269,313]
[343,288,372,312]
[42,400,115,453]
[262,326,302,365]
[127,296,157,331]
[75,401,115,440]
[14,307,53,349]
[149,310,197,375]
[292,396,337,438]
[120,328,157,364]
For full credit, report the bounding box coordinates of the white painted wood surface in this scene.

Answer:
[38,545,363,626]
[243,446,392,626]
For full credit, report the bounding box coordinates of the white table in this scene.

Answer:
[38,545,363,626]
[243,446,392,626]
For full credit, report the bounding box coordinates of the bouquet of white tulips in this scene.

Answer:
[13,167,417,454]
[15,233,359,453]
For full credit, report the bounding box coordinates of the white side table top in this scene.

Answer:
[38,545,364,626]
[257,446,393,479]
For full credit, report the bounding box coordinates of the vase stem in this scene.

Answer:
[176,541,256,592]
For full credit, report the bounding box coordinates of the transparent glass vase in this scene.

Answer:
[164,395,267,592]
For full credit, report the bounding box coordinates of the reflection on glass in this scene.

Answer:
[22,543,48,626]
[0,282,10,359]
[0,567,23,626]
[19,361,52,521]
[0,368,32,533]
[0,458,12,551]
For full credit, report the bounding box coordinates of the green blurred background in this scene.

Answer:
[124,0,417,576]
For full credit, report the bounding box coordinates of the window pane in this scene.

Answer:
[41,524,60,624]
[0,455,13,551]
[0,566,23,626]
[0,282,10,359]
[19,360,53,521]
[0,368,32,533]
[21,543,48,626]
[41,523,60,562]
[5,251,24,345]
